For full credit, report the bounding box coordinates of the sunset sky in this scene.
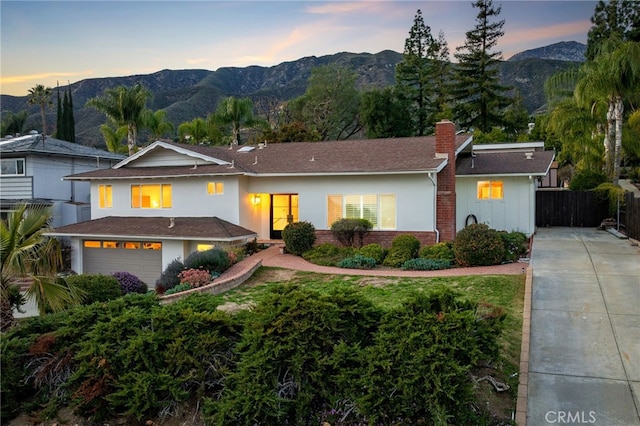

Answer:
[1,1,597,96]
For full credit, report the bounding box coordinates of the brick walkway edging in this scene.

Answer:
[159,257,263,305]
[515,266,533,425]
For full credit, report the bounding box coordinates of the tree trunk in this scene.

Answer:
[605,102,615,178]
[1,296,15,332]
[612,96,624,185]
[127,124,136,156]
[40,104,47,144]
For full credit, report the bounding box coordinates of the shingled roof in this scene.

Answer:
[66,134,472,180]
[0,134,125,161]
[48,216,257,241]
[456,151,555,176]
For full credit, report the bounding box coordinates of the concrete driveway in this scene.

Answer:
[527,227,640,425]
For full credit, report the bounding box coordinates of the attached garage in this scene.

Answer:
[82,240,163,286]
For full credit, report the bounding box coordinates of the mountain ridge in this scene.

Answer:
[1,43,583,147]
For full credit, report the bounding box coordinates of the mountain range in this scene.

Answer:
[1,41,586,148]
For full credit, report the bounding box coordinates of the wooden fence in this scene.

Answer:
[536,190,610,228]
[621,191,640,241]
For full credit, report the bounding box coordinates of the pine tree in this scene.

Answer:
[586,0,640,61]
[450,0,511,133]
[61,91,71,141]
[395,10,450,136]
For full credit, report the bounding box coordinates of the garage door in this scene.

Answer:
[83,240,162,287]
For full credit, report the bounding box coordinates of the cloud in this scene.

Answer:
[306,2,374,15]
[505,20,591,46]
[185,57,210,65]
[0,71,89,85]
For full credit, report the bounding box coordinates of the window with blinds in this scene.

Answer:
[327,194,396,229]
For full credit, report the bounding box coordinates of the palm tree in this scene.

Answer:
[574,40,640,183]
[99,123,129,154]
[27,84,53,141]
[142,109,174,142]
[1,203,83,330]
[212,97,256,144]
[178,117,208,144]
[86,84,150,155]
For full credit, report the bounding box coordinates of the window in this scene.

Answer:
[327,194,396,230]
[124,242,141,249]
[131,184,172,208]
[207,182,224,195]
[84,240,101,248]
[143,242,162,250]
[99,185,112,208]
[197,244,215,251]
[477,181,503,200]
[103,241,119,249]
[1,158,25,176]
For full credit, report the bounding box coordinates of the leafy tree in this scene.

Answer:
[27,84,53,140]
[290,64,363,140]
[0,110,28,136]
[360,87,412,138]
[142,109,174,142]
[259,121,320,143]
[396,10,451,136]
[86,84,150,155]
[0,204,84,330]
[586,0,640,61]
[451,0,511,132]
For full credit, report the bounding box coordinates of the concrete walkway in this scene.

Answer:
[526,227,640,425]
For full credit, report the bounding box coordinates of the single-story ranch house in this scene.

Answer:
[49,121,554,285]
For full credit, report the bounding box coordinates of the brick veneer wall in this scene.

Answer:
[315,230,437,248]
[435,120,457,242]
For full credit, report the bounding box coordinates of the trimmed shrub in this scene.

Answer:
[178,268,213,288]
[282,221,316,256]
[111,271,147,294]
[357,243,387,264]
[337,254,377,269]
[184,248,230,274]
[164,283,192,295]
[498,231,528,262]
[330,218,373,247]
[155,258,185,292]
[453,224,506,267]
[302,243,354,266]
[419,241,455,263]
[65,274,122,305]
[382,234,420,268]
[402,258,452,271]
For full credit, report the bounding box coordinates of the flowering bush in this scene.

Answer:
[178,268,213,288]
[111,271,147,294]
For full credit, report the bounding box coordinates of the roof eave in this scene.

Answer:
[45,231,258,241]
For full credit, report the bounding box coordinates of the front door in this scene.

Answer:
[270,194,299,239]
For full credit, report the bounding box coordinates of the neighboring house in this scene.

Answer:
[0,132,125,227]
[49,121,554,286]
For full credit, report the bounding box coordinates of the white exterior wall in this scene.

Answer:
[90,176,241,221]
[243,174,436,240]
[456,176,536,236]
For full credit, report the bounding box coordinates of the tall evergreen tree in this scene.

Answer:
[55,83,62,139]
[451,0,511,133]
[62,91,71,141]
[67,84,76,142]
[395,10,450,136]
[586,0,640,61]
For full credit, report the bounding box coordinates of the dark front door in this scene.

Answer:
[270,194,298,239]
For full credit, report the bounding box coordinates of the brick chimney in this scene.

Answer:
[435,120,456,242]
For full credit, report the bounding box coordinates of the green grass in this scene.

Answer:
[211,267,524,373]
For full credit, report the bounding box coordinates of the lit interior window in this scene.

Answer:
[131,184,172,208]
[103,241,119,249]
[327,194,396,230]
[143,242,162,250]
[84,241,101,248]
[124,242,141,249]
[207,182,224,195]
[477,181,503,200]
[197,244,215,251]
[99,185,112,208]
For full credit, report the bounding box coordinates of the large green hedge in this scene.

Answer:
[2,286,505,425]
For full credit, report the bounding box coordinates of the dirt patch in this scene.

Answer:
[216,301,254,313]
[471,366,517,424]
[355,276,400,287]
[242,268,296,287]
